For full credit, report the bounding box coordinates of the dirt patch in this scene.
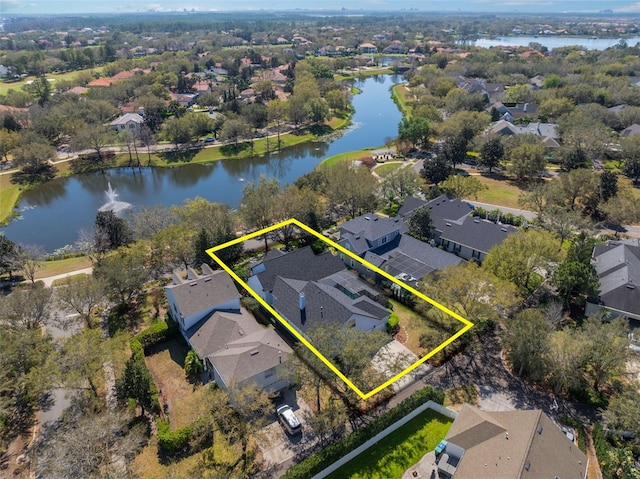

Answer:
[393,324,408,344]
[1,433,30,478]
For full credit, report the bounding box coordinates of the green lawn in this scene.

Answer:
[391,83,412,117]
[325,409,452,479]
[470,175,525,209]
[375,162,405,176]
[0,66,105,95]
[334,67,393,81]
[317,147,383,168]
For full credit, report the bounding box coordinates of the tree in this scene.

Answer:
[599,170,618,203]
[116,354,155,416]
[138,124,156,166]
[604,383,640,437]
[546,329,586,395]
[553,169,599,211]
[16,244,44,284]
[504,84,535,104]
[503,309,551,380]
[379,167,421,206]
[12,135,56,178]
[508,142,547,183]
[406,206,433,241]
[0,236,22,279]
[162,115,195,149]
[0,128,19,163]
[304,399,348,447]
[239,175,281,251]
[0,283,53,330]
[306,97,330,124]
[560,145,589,171]
[23,75,51,106]
[483,229,563,293]
[440,175,487,199]
[0,325,55,437]
[152,224,197,271]
[33,408,146,479]
[59,328,115,398]
[94,247,149,305]
[440,134,468,169]
[71,123,116,163]
[398,116,431,150]
[324,161,378,219]
[540,206,592,245]
[274,185,323,249]
[220,117,251,147]
[419,262,521,325]
[267,99,288,150]
[581,315,629,392]
[479,135,504,172]
[600,190,640,226]
[621,135,640,185]
[55,275,106,329]
[420,155,452,184]
[95,210,132,251]
[552,260,599,307]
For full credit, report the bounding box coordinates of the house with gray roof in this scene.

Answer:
[165,265,292,392]
[247,246,390,335]
[488,119,559,148]
[165,264,241,332]
[586,239,640,321]
[437,404,587,479]
[399,195,517,262]
[109,112,144,134]
[338,213,463,286]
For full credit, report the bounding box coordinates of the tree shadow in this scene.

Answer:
[308,124,332,136]
[220,142,251,156]
[69,153,116,174]
[158,147,201,164]
[10,164,57,185]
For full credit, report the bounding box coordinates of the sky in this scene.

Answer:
[3,0,640,15]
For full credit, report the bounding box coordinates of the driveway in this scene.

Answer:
[255,391,318,476]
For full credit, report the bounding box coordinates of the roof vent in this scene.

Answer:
[501,227,508,232]
[204,278,211,282]
[250,350,259,356]
[364,216,370,220]
[537,425,543,434]
[373,217,379,221]
[446,223,452,227]
[524,461,531,471]
[474,219,480,223]
[627,284,636,289]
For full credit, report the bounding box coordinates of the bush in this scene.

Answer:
[281,386,445,479]
[157,420,192,455]
[184,349,204,379]
[386,312,399,334]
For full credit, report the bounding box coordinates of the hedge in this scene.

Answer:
[133,317,179,352]
[281,386,445,479]
[471,207,526,227]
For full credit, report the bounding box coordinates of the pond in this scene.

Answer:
[1,74,403,253]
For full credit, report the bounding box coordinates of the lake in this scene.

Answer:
[463,35,640,50]
[1,74,403,252]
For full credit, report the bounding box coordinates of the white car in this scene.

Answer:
[276,404,301,435]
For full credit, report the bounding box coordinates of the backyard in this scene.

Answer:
[325,409,452,479]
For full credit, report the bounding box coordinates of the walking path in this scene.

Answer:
[37,267,93,287]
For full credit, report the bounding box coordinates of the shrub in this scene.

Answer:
[157,420,191,455]
[184,349,204,379]
[386,312,400,334]
[281,386,445,479]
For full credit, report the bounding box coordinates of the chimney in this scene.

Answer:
[299,292,306,310]
[524,102,529,112]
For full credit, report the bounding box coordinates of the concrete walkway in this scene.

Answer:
[38,267,93,287]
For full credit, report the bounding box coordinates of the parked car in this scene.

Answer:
[203,136,215,144]
[276,404,301,435]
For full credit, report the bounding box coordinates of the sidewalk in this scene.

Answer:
[38,267,93,287]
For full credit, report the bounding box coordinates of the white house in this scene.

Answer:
[109,113,144,135]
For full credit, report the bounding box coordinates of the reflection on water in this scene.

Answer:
[2,74,402,252]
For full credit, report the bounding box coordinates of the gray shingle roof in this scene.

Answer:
[339,214,403,243]
[593,241,640,316]
[256,247,345,292]
[435,215,517,255]
[186,309,262,359]
[273,277,388,334]
[397,196,428,218]
[426,195,474,223]
[208,328,292,386]
[165,270,241,319]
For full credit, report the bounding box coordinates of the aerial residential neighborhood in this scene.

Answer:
[1,3,640,479]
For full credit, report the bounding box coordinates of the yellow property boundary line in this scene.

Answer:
[206,218,474,400]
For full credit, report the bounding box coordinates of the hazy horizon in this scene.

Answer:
[2,0,640,15]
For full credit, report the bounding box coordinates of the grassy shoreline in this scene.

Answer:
[0,116,352,225]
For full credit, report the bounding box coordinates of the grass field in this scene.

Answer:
[36,256,92,278]
[334,67,393,81]
[0,174,21,225]
[325,409,452,479]
[0,66,105,95]
[391,83,412,116]
[468,174,525,209]
[317,147,383,168]
[374,162,405,176]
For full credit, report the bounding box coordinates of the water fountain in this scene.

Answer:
[99,182,132,213]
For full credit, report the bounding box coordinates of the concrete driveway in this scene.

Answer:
[255,391,317,472]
